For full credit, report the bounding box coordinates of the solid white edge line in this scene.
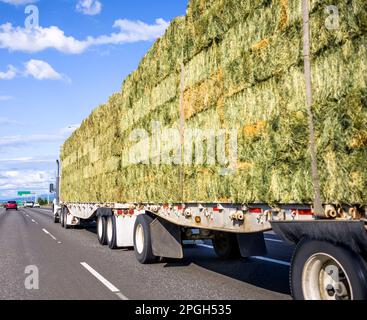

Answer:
[265,238,284,243]
[196,244,291,267]
[197,243,214,249]
[251,256,291,267]
[80,262,128,300]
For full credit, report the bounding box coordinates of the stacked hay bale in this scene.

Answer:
[61,0,367,205]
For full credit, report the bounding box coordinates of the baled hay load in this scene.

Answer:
[61,0,367,206]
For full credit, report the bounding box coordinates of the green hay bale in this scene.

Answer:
[61,0,367,205]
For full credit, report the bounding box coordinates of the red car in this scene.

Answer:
[5,201,18,211]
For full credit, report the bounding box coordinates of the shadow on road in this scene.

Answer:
[82,223,291,295]
[163,244,291,295]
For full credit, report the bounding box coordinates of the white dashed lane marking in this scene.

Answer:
[80,262,128,300]
[42,228,58,241]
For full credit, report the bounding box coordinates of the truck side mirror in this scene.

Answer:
[49,183,55,193]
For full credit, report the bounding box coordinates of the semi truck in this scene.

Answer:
[51,0,367,300]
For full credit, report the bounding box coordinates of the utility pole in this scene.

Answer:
[302,0,323,217]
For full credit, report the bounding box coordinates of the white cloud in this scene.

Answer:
[0,125,79,197]
[24,59,67,81]
[1,60,68,82]
[0,156,58,178]
[0,23,88,54]
[0,125,79,149]
[0,157,32,162]
[0,117,18,125]
[76,0,102,16]
[0,18,170,54]
[91,18,170,45]
[0,0,37,5]
[0,134,63,147]
[0,95,14,101]
[0,169,54,197]
[0,157,54,163]
[0,65,17,80]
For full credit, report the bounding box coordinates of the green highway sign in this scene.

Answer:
[18,191,32,196]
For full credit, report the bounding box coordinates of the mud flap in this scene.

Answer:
[150,217,183,259]
[96,208,113,217]
[237,232,267,258]
[271,221,367,255]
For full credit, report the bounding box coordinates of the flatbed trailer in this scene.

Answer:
[50,0,367,300]
[51,197,367,300]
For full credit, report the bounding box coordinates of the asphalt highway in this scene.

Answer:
[0,207,295,300]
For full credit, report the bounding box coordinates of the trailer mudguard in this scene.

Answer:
[96,208,113,217]
[150,217,183,259]
[271,221,367,255]
[237,232,267,258]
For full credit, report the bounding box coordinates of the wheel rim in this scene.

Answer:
[302,253,353,300]
[107,217,113,242]
[135,224,144,254]
[97,217,103,239]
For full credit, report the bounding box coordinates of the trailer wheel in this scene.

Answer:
[106,215,117,249]
[60,208,65,227]
[212,232,241,259]
[133,214,157,264]
[97,216,107,246]
[53,213,59,224]
[61,207,70,229]
[63,210,70,229]
[291,239,367,300]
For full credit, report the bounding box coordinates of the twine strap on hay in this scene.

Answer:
[302,0,323,217]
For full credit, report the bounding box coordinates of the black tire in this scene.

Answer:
[291,239,367,300]
[53,211,60,224]
[60,208,65,227]
[106,215,117,249]
[97,216,108,246]
[133,214,157,264]
[61,208,70,229]
[64,209,70,229]
[212,232,241,259]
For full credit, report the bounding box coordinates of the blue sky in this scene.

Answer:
[0,0,187,199]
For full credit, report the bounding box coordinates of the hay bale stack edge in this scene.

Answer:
[61,0,367,205]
